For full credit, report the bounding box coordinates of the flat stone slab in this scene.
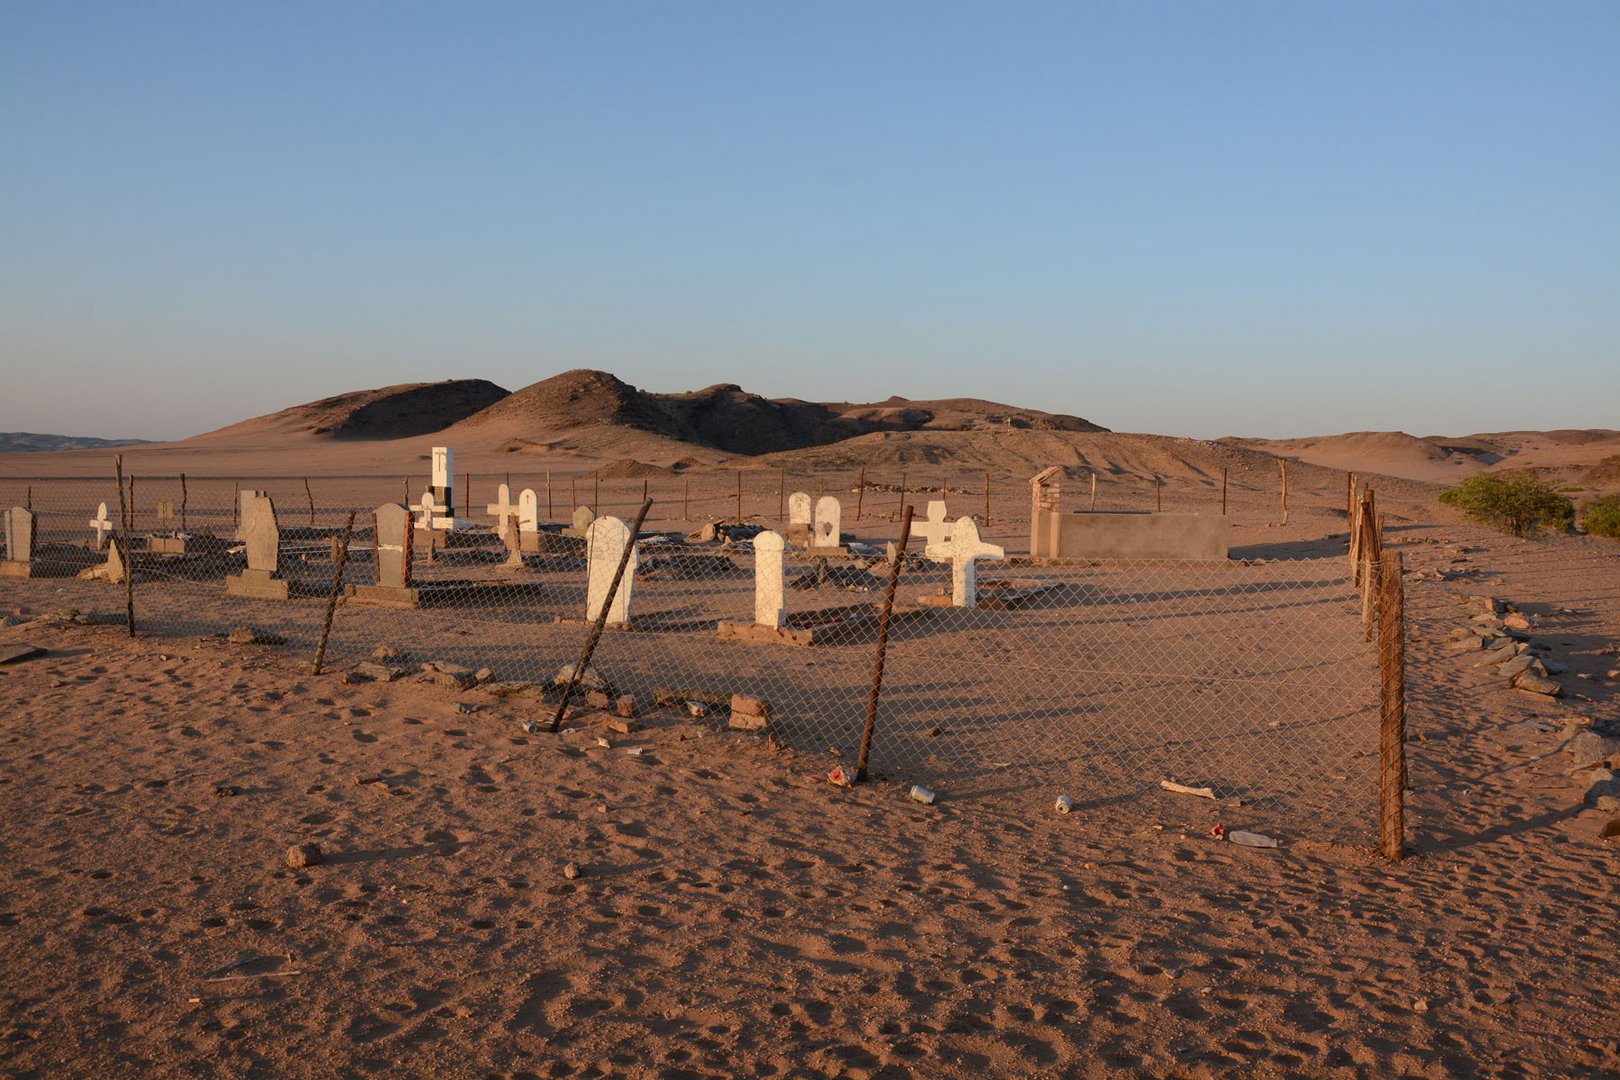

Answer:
[0,644,47,665]
[225,573,293,600]
[716,605,930,647]
[347,580,544,610]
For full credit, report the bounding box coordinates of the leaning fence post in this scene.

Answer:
[984,470,991,527]
[855,467,865,522]
[304,477,316,527]
[1378,550,1406,861]
[550,498,654,734]
[114,455,136,638]
[310,510,357,675]
[857,504,915,782]
[180,472,188,532]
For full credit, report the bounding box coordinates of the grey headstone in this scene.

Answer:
[3,507,35,564]
[241,494,280,574]
[374,503,413,588]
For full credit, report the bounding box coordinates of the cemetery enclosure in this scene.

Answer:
[0,474,1382,844]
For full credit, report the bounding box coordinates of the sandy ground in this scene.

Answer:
[3,460,1619,1076]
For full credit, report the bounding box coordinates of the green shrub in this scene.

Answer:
[1438,473,1575,537]
[1583,495,1620,540]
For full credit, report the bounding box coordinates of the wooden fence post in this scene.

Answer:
[856,467,865,522]
[114,455,135,637]
[1280,460,1289,525]
[1379,550,1407,862]
[983,470,991,527]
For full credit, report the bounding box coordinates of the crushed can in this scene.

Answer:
[1054,795,1074,814]
[909,785,936,805]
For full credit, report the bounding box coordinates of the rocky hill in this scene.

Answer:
[0,432,153,453]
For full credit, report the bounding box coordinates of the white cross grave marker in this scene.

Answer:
[912,500,954,558]
[486,483,516,525]
[926,516,1005,609]
[88,502,114,550]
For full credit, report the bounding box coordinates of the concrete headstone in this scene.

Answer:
[3,507,36,566]
[788,492,812,527]
[812,496,842,549]
[518,489,540,532]
[754,530,786,629]
[242,494,280,574]
[585,515,638,626]
[374,503,413,588]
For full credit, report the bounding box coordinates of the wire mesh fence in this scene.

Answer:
[1,472,1392,847]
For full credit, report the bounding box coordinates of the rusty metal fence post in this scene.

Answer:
[857,504,914,782]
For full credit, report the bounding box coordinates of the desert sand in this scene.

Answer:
[2,373,1618,1077]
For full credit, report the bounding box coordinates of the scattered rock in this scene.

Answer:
[554,664,612,695]
[584,689,611,709]
[562,862,580,880]
[1566,731,1620,769]
[687,701,710,718]
[212,785,240,798]
[227,626,285,646]
[607,717,639,735]
[1413,998,1430,1013]
[1503,612,1533,631]
[1512,672,1561,697]
[1498,655,1537,680]
[353,661,405,682]
[1472,643,1518,668]
[422,662,475,689]
[372,645,404,661]
[482,680,545,698]
[615,695,636,719]
[451,702,476,715]
[286,842,323,868]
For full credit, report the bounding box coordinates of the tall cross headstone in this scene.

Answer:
[812,495,842,549]
[431,446,455,517]
[753,530,786,629]
[88,502,114,550]
[926,516,1005,609]
[585,515,637,626]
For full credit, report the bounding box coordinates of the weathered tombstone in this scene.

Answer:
[811,495,842,550]
[225,494,291,599]
[235,490,266,541]
[375,503,413,588]
[1,507,36,576]
[754,530,786,629]
[88,502,114,551]
[564,505,596,538]
[1029,467,1063,559]
[348,503,425,607]
[926,516,1005,608]
[585,516,637,626]
[502,514,525,569]
[786,491,812,545]
[913,500,954,557]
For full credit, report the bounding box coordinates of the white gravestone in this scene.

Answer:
[913,500,954,558]
[585,515,638,626]
[753,530,786,629]
[88,502,114,550]
[518,489,540,533]
[432,446,453,503]
[788,492,812,528]
[812,496,842,549]
[926,517,1005,609]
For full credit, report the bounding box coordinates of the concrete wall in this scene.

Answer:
[1033,511,1228,561]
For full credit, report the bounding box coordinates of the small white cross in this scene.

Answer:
[88,502,114,549]
[486,483,515,524]
[928,516,1005,608]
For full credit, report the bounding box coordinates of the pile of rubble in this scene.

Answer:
[1444,596,1566,698]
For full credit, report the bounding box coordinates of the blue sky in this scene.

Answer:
[2,2,1616,441]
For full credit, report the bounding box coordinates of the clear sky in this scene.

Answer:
[2,2,1616,442]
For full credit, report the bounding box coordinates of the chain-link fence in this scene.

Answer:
[1,473,1392,847]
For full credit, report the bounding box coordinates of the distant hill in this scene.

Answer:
[1224,429,1620,486]
[187,379,511,443]
[0,432,154,453]
[446,368,1107,456]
